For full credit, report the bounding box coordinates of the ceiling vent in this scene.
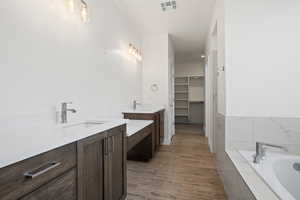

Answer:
[161,0,176,11]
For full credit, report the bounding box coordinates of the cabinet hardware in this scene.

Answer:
[104,137,109,155]
[24,162,61,179]
[111,136,115,153]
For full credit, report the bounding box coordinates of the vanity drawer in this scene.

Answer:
[20,169,77,200]
[0,143,76,200]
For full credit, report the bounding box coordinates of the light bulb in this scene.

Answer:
[67,0,75,13]
[80,0,89,23]
[137,52,142,61]
[129,44,134,54]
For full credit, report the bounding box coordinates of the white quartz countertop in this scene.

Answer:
[0,119,127,169]
[0,118,155,169]
[126,120,154,137]
[123,106,165,114]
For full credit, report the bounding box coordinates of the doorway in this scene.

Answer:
[174,61,206,135]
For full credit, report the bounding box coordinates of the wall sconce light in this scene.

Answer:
[129,43,142,61]
[80,0,89,23]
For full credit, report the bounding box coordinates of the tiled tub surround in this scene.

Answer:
[226,150,279,200]
[217,116,300,199]
[215,113,226,179]
[240,150,300,200]
[215,114,287,199]
[226,116,300,154]
[215,114,257,199]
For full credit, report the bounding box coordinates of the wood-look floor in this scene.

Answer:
[127,131,227,200]
[175,123,204,135]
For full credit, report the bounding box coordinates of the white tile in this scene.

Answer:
[227,140,255,151]
[226,116,254,142]
[253,117,300,145]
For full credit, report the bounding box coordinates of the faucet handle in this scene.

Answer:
[257,142,288,152]
[62,102,73,105]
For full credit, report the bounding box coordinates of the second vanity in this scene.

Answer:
[0,118,156,200]
[123,107,165,152]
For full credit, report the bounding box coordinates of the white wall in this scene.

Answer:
[142,34,169,106]
[205,0,226,152]
[0,0,142,140]
[224,0,300,156]
[142,34,174,144]
[206,0,226,116]
[175,60,204,77]
[225,0,300,118]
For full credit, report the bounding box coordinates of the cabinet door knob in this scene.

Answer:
[24,162,61,179]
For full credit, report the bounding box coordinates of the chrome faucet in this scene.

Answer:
[133,100,141,110]
[61,102,77,124]
[254,142,288,164]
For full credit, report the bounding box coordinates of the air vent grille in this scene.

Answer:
[161,0,176,11]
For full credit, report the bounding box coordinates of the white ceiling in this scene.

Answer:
[114,0,215,61]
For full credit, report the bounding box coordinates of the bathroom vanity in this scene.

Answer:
[126,120,155,161]
[0,123,127,200]
[123,108,165,152]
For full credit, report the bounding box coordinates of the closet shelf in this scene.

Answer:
[175,114,189,117]
[175,75,205,124]
[189,100,205,103]
[175,83,188,86]
[175,107,188,109]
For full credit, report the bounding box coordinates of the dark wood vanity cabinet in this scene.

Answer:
[0,143,77,200]
[107,127,127,200]
[77,131,108,200]
[0,124,127,200]
[77,125,127,200]
[20,169,77,200]
[123,109,165,152]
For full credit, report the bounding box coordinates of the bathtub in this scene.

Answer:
[239,150,300,200]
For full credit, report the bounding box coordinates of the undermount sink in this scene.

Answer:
[62,120,109,129]
[84,120,108,126]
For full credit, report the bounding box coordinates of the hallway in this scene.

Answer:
[127,131,227,200]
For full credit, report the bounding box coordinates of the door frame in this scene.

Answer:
[205,22,218,153]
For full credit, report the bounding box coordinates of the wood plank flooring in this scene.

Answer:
[127,132,227,200]
[175,124,204,135]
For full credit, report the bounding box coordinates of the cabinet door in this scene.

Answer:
[108,126,127,200]
[77,132,108,200]
[20,169,76,200]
